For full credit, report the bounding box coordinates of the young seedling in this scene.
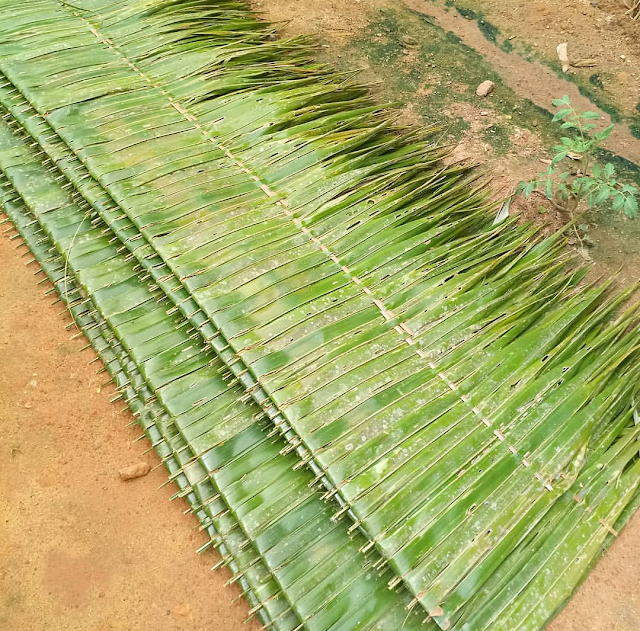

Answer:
[519,96,638,221]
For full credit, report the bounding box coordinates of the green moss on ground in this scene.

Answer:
[589,74,604,89]
[348,8,559,154]
[477,19,499,44]
[500,38,514,53]
[455,6,477,20]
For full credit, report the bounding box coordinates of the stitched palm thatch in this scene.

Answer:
[0,108,430,631]
[0,1,638,630]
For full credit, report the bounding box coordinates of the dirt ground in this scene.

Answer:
[1,1,639,631]
[0,233,262,631]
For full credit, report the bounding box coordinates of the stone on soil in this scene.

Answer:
[476,80,494,97]
[119,461,151,480]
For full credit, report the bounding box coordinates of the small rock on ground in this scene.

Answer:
[476,80,494,97]
[119,461,151,481]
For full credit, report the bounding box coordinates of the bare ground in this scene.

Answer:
[2,1,640,629]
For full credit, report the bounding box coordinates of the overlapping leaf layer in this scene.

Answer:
[0,1,638,630]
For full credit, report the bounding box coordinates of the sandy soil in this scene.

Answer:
[254,0,639,119]
[405,0,640,164]
[454,0,640,118]
[1,2,639,630]
[0,232,262,631]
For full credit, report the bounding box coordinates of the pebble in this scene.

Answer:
[476,80,495,97]
[119,461,151,481]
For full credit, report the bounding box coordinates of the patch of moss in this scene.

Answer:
[629,119,640,140]
[513,100,560,147]
[456,6,477,20]
[445,30,462,45]
[364,10,405,67]
[348,7,563,153]
[500,38,514,54]
[477,20,499,44]
[596,149,640,187]
[451,3,502,46]
[636,102,640,113]
[483,124,511,152]
[402,65,424,93]
[421,112,471,141]
[413,12,436,26]
[445,0,455,6]
[577,85,621,123]
[589,74,604,89]
[518,44,536,64]
[524,100,554,121]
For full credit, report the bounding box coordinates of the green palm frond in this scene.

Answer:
[0,1,638,630]
[0,107,428,631]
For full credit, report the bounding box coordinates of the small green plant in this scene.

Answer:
[519,96,638,219]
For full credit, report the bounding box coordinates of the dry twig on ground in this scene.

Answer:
[624,0,640,19]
